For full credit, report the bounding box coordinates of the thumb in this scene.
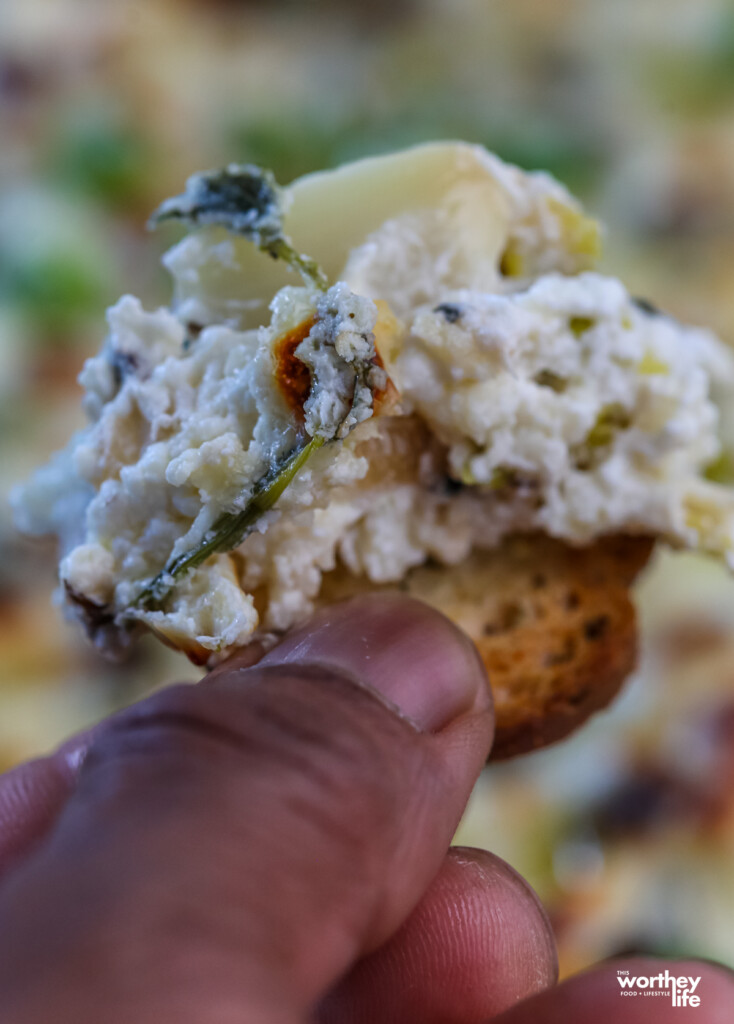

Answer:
[0,595,493,1024]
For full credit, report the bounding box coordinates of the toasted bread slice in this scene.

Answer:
[319,535,653,759]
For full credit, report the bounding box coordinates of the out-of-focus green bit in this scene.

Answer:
[456,463,539,491]
[459,462,478,486]
[489,466,521,490]
[534,369,568,392]
[230,107,489,186]
[0,251,107,337]
[637,351,669,376]
[574,404,633,470]
[135,436,325,612]
[229,109,606,199]
[229,115,344,184]
[648,9,734,113]
[487,123,605,195]
[586,403,632,448]
[52,121,150,208]
[569,315,596,337]
[499,243,524,278]
[151,165,328,290]
[547,199,601,265]
[704,450,734,486]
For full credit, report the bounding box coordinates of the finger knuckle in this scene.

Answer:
[237,667,425,839]
[79,668,427,855]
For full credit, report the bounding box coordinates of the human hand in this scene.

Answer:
[0,595,730,1022]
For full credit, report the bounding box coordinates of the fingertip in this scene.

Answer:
[447,846,559,985]
[318,846,557,1024]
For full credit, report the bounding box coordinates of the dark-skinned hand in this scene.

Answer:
[0,595,731,1022]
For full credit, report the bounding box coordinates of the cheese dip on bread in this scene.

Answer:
[14,143,734,663]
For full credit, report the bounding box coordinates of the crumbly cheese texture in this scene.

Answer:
[14,282,381,656]
[389,274,734,550]
[12,142,734,661]
[298,283,386,439]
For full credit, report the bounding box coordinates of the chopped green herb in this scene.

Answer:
[547,199,602,265]
[135,436,325,611]
[489,465,519,490]
[150,165,328,291]
[586,403,632,448]
[703,450,734,486]
[485,465,540,499]
[499,244,524,278]
[569,316,595,337]
[459,463,478,486]
[457,464,538,492]
[534,369,568,393]
[637,351,669,376]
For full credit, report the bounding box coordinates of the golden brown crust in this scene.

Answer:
[318,534,654,760]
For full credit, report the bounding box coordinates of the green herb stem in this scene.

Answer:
[135,435,324,611]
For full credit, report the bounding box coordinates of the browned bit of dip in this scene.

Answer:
[273,316,316,423]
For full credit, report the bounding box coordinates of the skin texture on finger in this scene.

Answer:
[0,589,476,883]
[0,597,493,1024]
[317,847,557,1024]
[490,957,734,1023]
[0,755,74,878]
[0,727,103,879]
